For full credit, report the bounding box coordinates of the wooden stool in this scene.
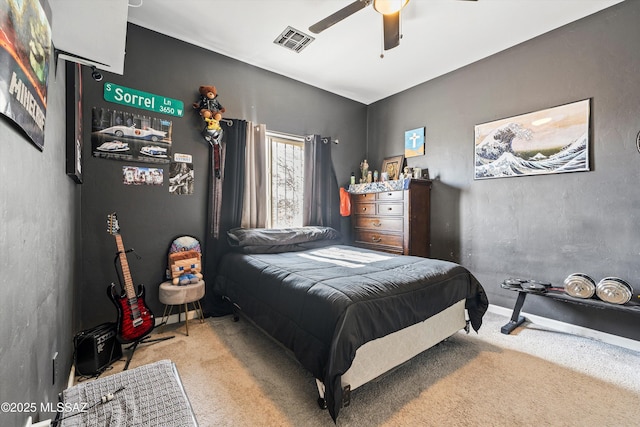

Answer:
[159,280,205,336]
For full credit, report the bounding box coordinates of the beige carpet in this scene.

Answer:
[92,311,640,426]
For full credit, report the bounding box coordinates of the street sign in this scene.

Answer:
[103,83,184,117]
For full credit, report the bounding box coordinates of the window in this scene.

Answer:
[266,132,305,228]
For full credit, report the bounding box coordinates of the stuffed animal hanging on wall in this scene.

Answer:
[193,85,225,117]
[193,85,226,178]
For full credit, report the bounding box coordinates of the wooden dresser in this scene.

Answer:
[350,179,431,257]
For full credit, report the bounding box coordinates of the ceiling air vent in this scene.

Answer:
[274,26,314,53]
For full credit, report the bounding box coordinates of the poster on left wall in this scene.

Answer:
[91,107,172,164]
[0,0,52,150]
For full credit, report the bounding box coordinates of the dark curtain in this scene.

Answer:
[203,119,246,316]
[303,134,341,229]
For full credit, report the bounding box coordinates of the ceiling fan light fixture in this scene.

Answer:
[373,0,409,15]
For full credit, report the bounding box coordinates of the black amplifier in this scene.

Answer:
[73,322,122,377]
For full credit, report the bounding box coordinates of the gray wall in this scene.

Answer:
[78,24,367,329]
[367,1,640,340]
[2,6,638,424]
[0,64,78,425]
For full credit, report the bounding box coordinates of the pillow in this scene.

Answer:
[237,239,342,254]
[227,226,342,254]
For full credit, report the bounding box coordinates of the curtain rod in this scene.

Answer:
[266,131,338,144]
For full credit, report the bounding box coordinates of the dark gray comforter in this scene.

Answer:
[214,244,488,421]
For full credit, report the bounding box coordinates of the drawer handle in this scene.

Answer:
[371,236,382,243]
[361,207,367,212]
[387,207,393,211]
[387,193,393,196]
[372,221,382,227]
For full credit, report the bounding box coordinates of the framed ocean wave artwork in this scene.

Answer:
[474,99,590,180]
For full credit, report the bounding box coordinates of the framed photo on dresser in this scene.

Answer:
[381,155,404,181]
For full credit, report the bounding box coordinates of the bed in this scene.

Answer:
[214,226,488,421]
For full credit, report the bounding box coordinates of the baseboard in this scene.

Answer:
[487,304,640,352]
[24,416,51,427]
[67,364,75,389]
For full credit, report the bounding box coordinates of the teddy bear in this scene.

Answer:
[194,85,225,178]
[193,85,225,118]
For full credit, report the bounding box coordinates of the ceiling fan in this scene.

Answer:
[309,0,477,52]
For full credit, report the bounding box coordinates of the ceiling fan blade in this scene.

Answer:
[309,0,371,34]
[382,11,400,50]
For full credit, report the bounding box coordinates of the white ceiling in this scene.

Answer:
[52,0,624,105]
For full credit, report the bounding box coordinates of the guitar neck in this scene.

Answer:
[114,234,136,300]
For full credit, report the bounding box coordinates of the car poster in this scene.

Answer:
[169,153,194,195]
[0,0,52,150]
[91,107,172,164]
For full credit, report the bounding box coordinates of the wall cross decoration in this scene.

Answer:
[405,127,425,158]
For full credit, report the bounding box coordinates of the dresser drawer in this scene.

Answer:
[354,216,403,232]
[354,230,404,249]
[376,191,403,201]
[351,193,376,203]
[376,203,403,216]
[353,202,376,215]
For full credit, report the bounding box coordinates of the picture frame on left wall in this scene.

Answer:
[66,61,83,183]
[0,0,52,150]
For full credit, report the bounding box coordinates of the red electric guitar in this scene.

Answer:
[106,213,155,343]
